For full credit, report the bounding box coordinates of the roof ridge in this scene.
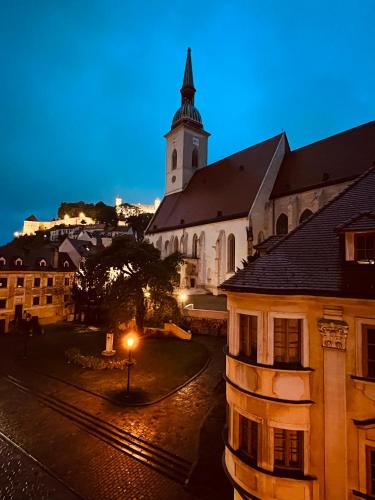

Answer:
[289,120,375,153]
[206,132,285,170]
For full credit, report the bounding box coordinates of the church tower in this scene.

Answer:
[164,48,210,195]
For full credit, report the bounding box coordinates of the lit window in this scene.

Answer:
[16,277,24,288]
[274,429,303,471]
[239,314,257,360]
[274,318,302,366]
[0,278,8,288]
[355,233,375,262]
[276,214,288,235]
[367,446,375,496]
[227,234,235,272]
[363,325,375,378]
[239,414,258,464]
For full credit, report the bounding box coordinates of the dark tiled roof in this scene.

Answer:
[271,121,375,198]
[147,134,284,233]
[65,238,94,256]
[26,214,38,221]
[337,212,375,232]
[221,167,375,298]
[0,241,76,271]
[254,235,283,253]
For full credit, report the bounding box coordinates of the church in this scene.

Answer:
[146,48,375,294]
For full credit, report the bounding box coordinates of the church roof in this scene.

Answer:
[221,166,375,299]
[271,120,375,198]
[26,214,38,221]
[148,134,284,233]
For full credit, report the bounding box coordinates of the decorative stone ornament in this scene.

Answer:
[318,318,349,350]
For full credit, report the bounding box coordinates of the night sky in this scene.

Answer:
[1,1,375,243]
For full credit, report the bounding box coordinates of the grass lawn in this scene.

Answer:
[8,323,209,404]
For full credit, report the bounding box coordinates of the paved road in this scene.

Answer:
[0,335,229,499]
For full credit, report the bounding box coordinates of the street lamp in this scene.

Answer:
[123,333,137,395]
[178,291,187,310]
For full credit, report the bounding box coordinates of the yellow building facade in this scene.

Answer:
[0,269,75,333]
[222,167,375,499]
[224,292,375,499]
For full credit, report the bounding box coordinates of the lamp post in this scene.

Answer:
[124,333,137,395]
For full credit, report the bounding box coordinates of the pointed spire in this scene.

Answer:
[181,48,195,104]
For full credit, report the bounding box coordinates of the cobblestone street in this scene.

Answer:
[0,334,230,499]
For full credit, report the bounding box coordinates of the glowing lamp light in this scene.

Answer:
[178,291,187,303]
[124,333,137,350]
[14,231,19,238]
[79,212,85,219]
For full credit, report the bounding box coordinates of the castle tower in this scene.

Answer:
[164,48,210,195]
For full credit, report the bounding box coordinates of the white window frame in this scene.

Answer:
[32,295,40,307]
[355,317,375,377]
[230,308,264,364]
[269,420,310,476]
[268,312,309,367]
[232,404,264,466]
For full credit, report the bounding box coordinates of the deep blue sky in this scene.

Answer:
[1,1,375,243]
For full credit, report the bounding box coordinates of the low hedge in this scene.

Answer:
[65,347,129,370]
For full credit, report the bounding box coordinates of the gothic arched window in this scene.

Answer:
[192,234,198,258]
[173,237,179,253]
[172,149,177,170]
[192,147,198,168]
[258,231,264,244]
[299,209,313,224]
[276,213,288,235]
[227,234,235,272]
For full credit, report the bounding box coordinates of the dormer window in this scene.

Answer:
[40,259,47,267]
[15,258,23,266]
[341,212,375,264]
[355,233,375,263]
[0,257,5,266]
[63,260,69,268]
